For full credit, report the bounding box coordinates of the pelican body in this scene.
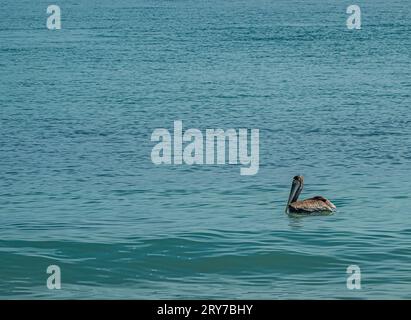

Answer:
[286,176,336,214]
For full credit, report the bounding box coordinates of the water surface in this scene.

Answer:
[1,0,411,299]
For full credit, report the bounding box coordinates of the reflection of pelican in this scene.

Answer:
[286,176,336,214]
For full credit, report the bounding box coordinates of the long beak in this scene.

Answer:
[285,180,300,212]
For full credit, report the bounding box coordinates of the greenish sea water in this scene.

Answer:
[1,0,411,299]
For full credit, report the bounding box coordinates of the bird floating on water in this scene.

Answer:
[286,175,336,214]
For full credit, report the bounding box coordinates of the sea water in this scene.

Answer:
[0,0,410,299]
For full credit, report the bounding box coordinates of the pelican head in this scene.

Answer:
[285,175,304,213]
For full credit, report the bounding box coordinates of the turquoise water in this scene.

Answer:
[1,0,411,299]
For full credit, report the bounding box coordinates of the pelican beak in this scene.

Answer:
[286,179,300,212]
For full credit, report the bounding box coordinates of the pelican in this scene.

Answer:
[286,175,336,214]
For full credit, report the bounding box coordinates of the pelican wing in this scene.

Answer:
[289,197,335,214]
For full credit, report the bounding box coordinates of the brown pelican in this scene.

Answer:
[286,176,336,214]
